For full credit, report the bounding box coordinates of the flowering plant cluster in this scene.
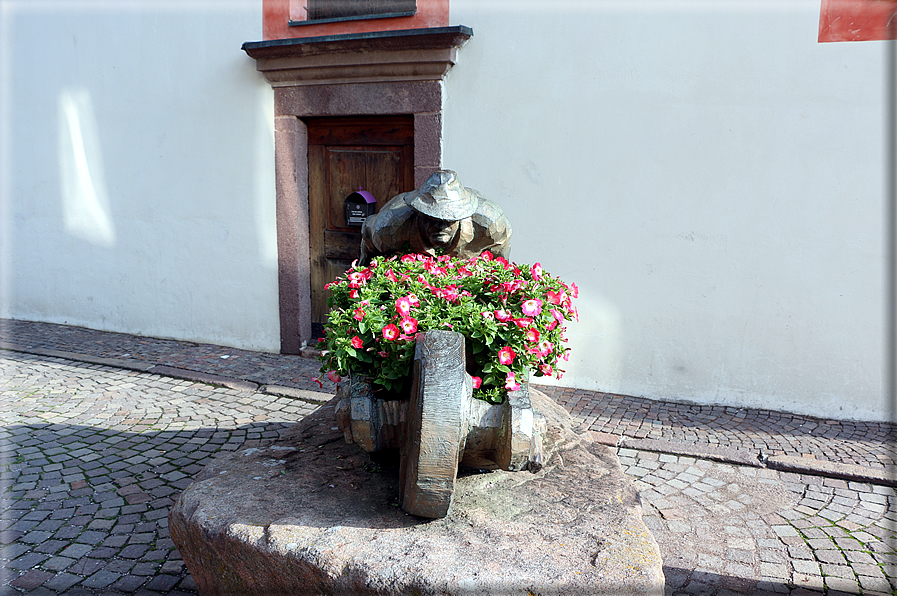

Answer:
[316,251,578,403]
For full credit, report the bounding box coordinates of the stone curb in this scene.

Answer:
[0,342,157,372]
[618,437,897,487]
[261,384,332,404]
[620,437,765,468]
[146,365,260,392]
[590,431,621,446]
[765,454,897,487]
[1,343,333,404]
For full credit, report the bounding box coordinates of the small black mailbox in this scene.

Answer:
[345,188,376,227]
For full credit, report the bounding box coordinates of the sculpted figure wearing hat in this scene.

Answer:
[359,170,512,265]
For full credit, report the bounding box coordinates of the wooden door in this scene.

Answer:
[307,117,414,336]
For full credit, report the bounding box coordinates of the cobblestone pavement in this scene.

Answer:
[621,448,897,595]
[1,320,894,471]
[1,351,317,595]
[545,388,896,471]
[1,319,896,594]
[0,319,333,395]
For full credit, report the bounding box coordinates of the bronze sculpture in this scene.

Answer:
[359,170,511,264]
[338,171,565,519]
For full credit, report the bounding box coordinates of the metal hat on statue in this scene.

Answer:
[404,170,479,221]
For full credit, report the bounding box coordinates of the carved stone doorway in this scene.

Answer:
[242,26,472,353]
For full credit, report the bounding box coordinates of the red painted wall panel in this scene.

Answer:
[819,0,897,42]
[263,0,449,41]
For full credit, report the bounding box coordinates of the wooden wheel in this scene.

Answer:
[399,331,471,518]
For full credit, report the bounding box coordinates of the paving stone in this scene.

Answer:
[42,571,83,592]
[80,569,120,589]
[8,552,49,570]
[40,555,76,572]
[8,569,53,590]
[824,575,860,593]
[120,544,151,559]
[67,557,105,576]
[145,573,181,591]
[111,574,148,592]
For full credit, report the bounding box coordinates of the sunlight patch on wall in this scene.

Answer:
[254,86,277,267]
[58,87,115,247]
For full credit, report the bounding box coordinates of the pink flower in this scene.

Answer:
[399,317,418,334]
[351,336,363,349]
[526,328,540,343]
[480,250,494,261]
[514,318,533,328]
[504,372,521,391]
[538,340,554,357]
[327,370,342,383]
[495,309,513,322]
[395,296,412,316]
[382,324,400,341]
[498,346,516,365]
[349,289,359,299]
[521,298,542,317]
[471,376,482,389]
[539,363,553,376]
[378,351,389,358]
[569,282,579,298]
[312,375,323,388]
[439,286,460,303]
[551,309,565,323]
[480,311,494,321]
[531,263,543,280]
[547,290,568,306]
[353,308,365,321]
[408,294,420,307]
[385,269,398,282]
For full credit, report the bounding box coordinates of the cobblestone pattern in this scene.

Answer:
[544,387,896,471]
[0,319,334,394]
[2,320,893,473]
[621,448,897,595]
[0,351,318,595]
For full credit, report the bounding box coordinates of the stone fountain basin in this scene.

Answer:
[169,391,664,596]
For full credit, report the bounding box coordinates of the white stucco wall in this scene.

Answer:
[1,1,280,350]
[445,1,891,421]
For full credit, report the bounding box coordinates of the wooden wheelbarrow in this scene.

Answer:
[335,330,549,519]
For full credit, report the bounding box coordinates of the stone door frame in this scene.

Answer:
[244,27,472,353]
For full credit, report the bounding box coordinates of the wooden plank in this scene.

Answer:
[327,148,367,230]
[324,231,362,261]
[309,145,329,327]
[306,115,414,146]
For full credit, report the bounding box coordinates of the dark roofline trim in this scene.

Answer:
[242,25,473,54]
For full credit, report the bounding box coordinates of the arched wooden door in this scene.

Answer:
[306,116,414,337]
